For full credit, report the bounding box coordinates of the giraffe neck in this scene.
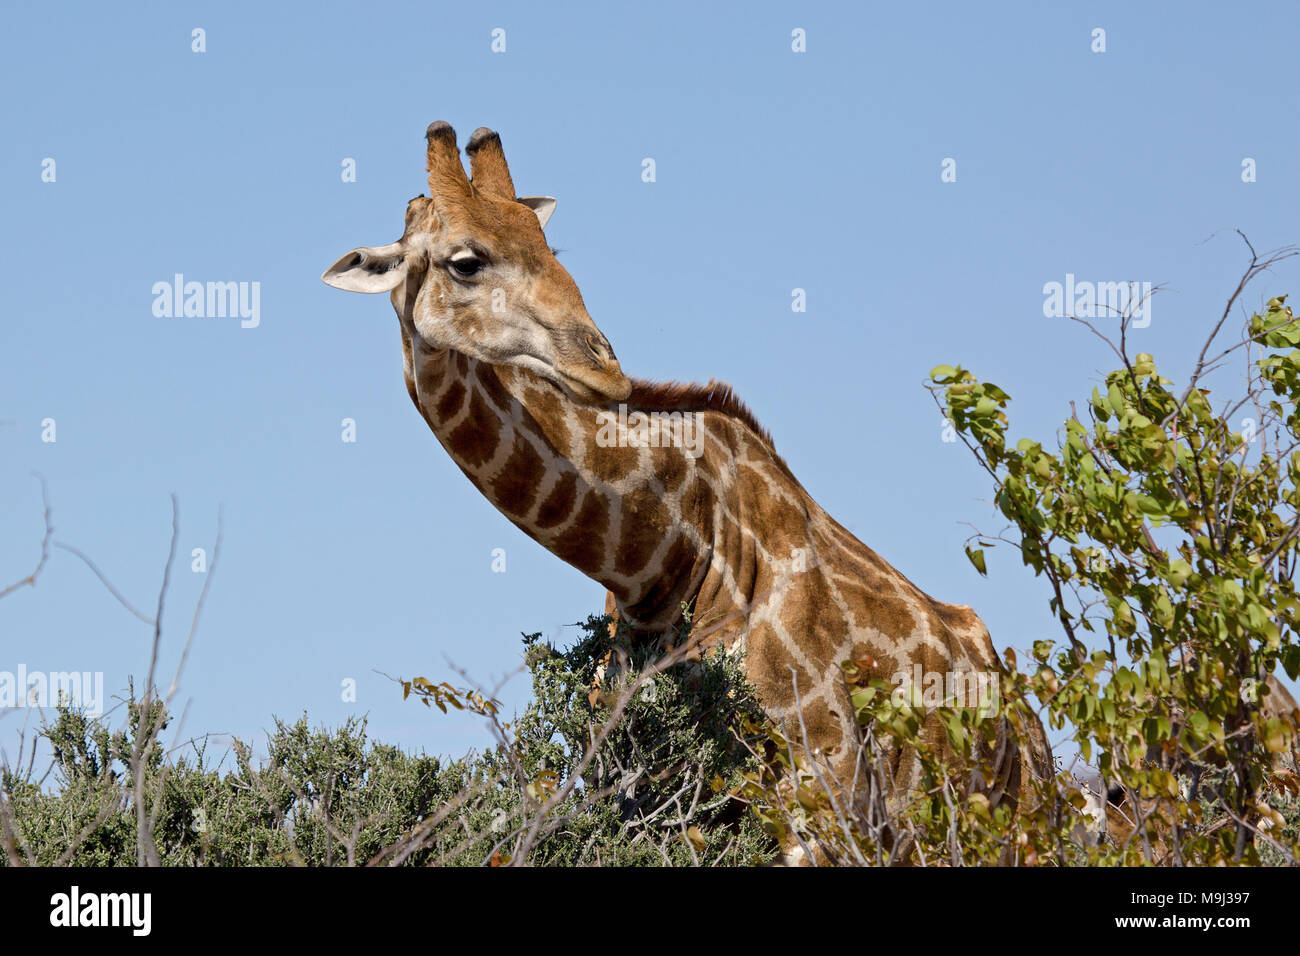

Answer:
[407,330,988,662]
[404,337,1033,796]
[407,344,720,628]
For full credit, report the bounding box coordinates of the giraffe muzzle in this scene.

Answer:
[559,359,632,404]
[554,330,631,403]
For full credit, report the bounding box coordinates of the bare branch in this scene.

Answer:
[0,475,53,600]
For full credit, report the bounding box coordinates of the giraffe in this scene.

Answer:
[322,121,1053,854]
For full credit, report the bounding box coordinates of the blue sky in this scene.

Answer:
[3,1,1298,767]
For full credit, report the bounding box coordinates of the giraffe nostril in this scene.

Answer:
[584,333,607,362]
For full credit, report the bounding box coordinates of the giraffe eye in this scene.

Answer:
[448,253,485,278]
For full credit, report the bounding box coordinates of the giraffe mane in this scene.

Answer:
[625,378,786,465]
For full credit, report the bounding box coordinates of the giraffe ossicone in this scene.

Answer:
[322,122,1053,848]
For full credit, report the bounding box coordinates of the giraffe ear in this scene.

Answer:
[321,241,410,294]
[517,196,556,230]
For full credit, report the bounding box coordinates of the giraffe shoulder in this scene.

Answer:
[934,601,998,663]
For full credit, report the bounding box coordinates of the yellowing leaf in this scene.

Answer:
[684,826,706,851]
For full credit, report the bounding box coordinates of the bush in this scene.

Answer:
[740,267,1300,866]
[0,615,776,866]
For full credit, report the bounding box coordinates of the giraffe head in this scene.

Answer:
[322,121,631,404]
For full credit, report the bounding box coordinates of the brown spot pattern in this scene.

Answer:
[447,388,500,469]
[535,471,577,529]
[613,487,671,577]
[436,380,467,421]
[490,433,547,517]
[552,488,610,573]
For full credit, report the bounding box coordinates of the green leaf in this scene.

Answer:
[1262,717,1291,754]
[965,546,988,576]
[1283,645,1300,682]
[1136,495,1165,516]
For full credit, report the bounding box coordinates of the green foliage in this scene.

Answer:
[738,658,1075,866]
[1,615,775,866]
[468,616,774,865]
[738,290,1300,866]
[924,295,1300,864]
